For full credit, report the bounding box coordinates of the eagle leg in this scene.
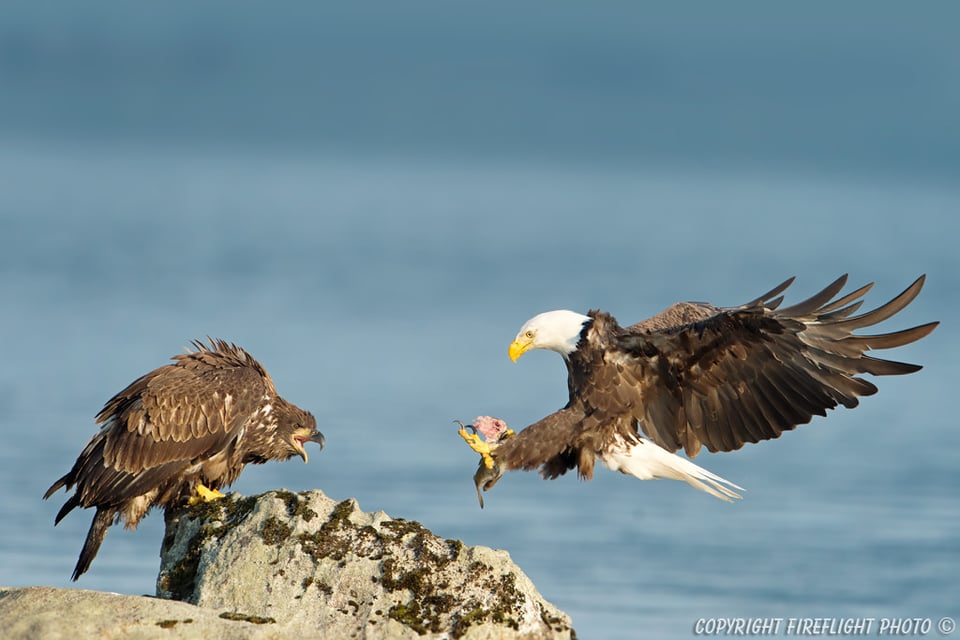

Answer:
[188,483,226,505]
[456,423,497,469]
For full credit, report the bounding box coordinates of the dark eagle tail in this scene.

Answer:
[72,508,114,581]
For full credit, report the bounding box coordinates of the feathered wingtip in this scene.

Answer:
[790,274,938,377]
[741,276,797,310]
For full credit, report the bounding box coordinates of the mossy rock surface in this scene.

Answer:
[156,489,575,639]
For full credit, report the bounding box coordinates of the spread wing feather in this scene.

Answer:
[491,408,585,478]
[607,275,936,457]
[99,353,266,473]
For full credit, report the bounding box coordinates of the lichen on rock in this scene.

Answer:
[157,489,575,639]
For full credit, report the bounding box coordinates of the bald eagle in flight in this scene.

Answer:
[44,339,325,580]
[459,275,936,506]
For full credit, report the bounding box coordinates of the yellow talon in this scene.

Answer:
[188,483,226,505]
[458,426,497,469]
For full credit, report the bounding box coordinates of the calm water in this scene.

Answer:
[1,4,958,638]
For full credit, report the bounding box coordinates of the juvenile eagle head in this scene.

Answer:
[268,399,325,464]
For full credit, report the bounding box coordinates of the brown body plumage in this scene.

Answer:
[470,275,937,502]
[44,339,324,580]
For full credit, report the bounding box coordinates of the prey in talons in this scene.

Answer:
[455,416,514,508]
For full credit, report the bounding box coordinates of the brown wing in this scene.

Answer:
[603,275,937,457]
[491,408,588,478]
[99,362,267,474]
[625,300,721,333]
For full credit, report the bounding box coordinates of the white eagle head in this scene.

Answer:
[508,310,592,362]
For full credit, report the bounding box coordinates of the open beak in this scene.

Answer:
[508,338,532,362]
[295,431,326,464]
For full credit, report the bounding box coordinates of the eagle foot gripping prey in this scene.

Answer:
[457,422,496,469]
[456,418,515,469]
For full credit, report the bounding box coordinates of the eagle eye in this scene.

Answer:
[524,330,535,339]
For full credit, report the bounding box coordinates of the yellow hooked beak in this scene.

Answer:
[508,337,533,362]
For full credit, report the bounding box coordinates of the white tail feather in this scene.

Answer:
[600,437,744,501]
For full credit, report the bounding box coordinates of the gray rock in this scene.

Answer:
[156,489,575,639]
[0,586,287,640]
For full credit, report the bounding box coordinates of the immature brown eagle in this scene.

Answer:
[44,339,324,580]
[459,275,936,506]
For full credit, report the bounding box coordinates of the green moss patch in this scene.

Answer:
[273,489,319,522]
[154,618,193,629]
[448,564,526,638]
[296,499,366,562]
[218,611,277,624]
[260,516,292,545]
[541,603,577,637]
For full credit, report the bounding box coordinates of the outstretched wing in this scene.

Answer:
[491,408,588,478]
[608,275,937,457]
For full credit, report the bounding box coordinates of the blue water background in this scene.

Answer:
[0,4,957,638]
